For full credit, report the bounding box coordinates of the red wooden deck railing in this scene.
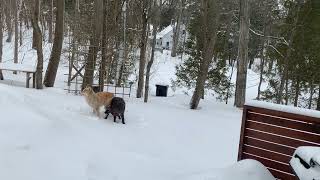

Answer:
[238,102,320,180]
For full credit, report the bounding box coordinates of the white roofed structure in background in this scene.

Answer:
[150,24,188,51]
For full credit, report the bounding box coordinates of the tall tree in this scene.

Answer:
[98,0,108,92]
[190,0,220,109]
[82,0,103,89]
[317,87,320,111]
[0,0,3,80]
[4,0,13,42]
[171,0,184,57]
[136,0,148,98]
[144,0,160,103]
[234,0,249,108]
[48,0,53,43]
[31,0,44,89]
[13,0,19,74]
[43,0,64,87]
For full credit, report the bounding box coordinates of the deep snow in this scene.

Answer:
[0,34,270,179]
[0,83,242,180]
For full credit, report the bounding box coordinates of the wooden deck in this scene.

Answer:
[238,103,320,179]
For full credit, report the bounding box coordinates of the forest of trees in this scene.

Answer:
[0,0,319,110]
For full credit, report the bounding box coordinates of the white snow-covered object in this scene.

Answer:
[215,159,276,180]
[246,100,320,119]
[290,146,320,180]
[180,159,276,180]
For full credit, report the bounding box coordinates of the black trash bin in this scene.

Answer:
[156,84,168,97]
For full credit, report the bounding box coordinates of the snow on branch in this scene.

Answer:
[267,44,285,58]
[249,28,289,46]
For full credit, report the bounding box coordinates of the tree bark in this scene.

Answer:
[0,2,3,80]
[43,0,65,87]
[31,0,43,89]
[82,0,103,89]
[13,0,19,74]
[308,80,314,109]
[257,58,264,100]
[48,0,53,43]
[171,0,183,57]
[293,76,300,107]
[144,2,159,103]
[5,0,12,42]
[136,0,148,98]
[317,86,320,111]
[99,0,108,92]
[19,8,23,46]
[257,40,266,100]
[234,0,249,108]
[248,58,254,69]
[190,0,219,109]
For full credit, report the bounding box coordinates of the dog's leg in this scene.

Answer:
[113,115,117,123]
[96,108,101,118]
[121,113,125,124]
[104,112,109,119]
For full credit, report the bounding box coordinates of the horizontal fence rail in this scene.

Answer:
[238,104,320,180]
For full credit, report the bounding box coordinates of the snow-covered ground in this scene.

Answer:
[0,82,242,180]
[0,36,269,179]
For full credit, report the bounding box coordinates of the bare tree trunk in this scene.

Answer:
[293,76,300,107]
[234,0,249,108]
[0,3,3,80]
[257,19,269,100]
[19,7,23,46]
[116,1,127,87]
[171,0,183,57]
[5,0,13,42]
[48,0,53,43]
[136,0,148,98]
[226,59,235,104]
[99,0,108,92]
[285,78,289,105]
[82,0,103,89]
[257,58,264,100]
[267,60,273,73]
[43,0,65,87]
[308,80,314,109]
[190,0,219,109]
[144,1,159,103]
[248,58,254,69]
[31,0,43,89]
[13,0,19,74]
[317,86,320,111]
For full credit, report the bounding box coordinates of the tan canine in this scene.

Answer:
[82,86,114,117]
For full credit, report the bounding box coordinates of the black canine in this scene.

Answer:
[104,97,126,124]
